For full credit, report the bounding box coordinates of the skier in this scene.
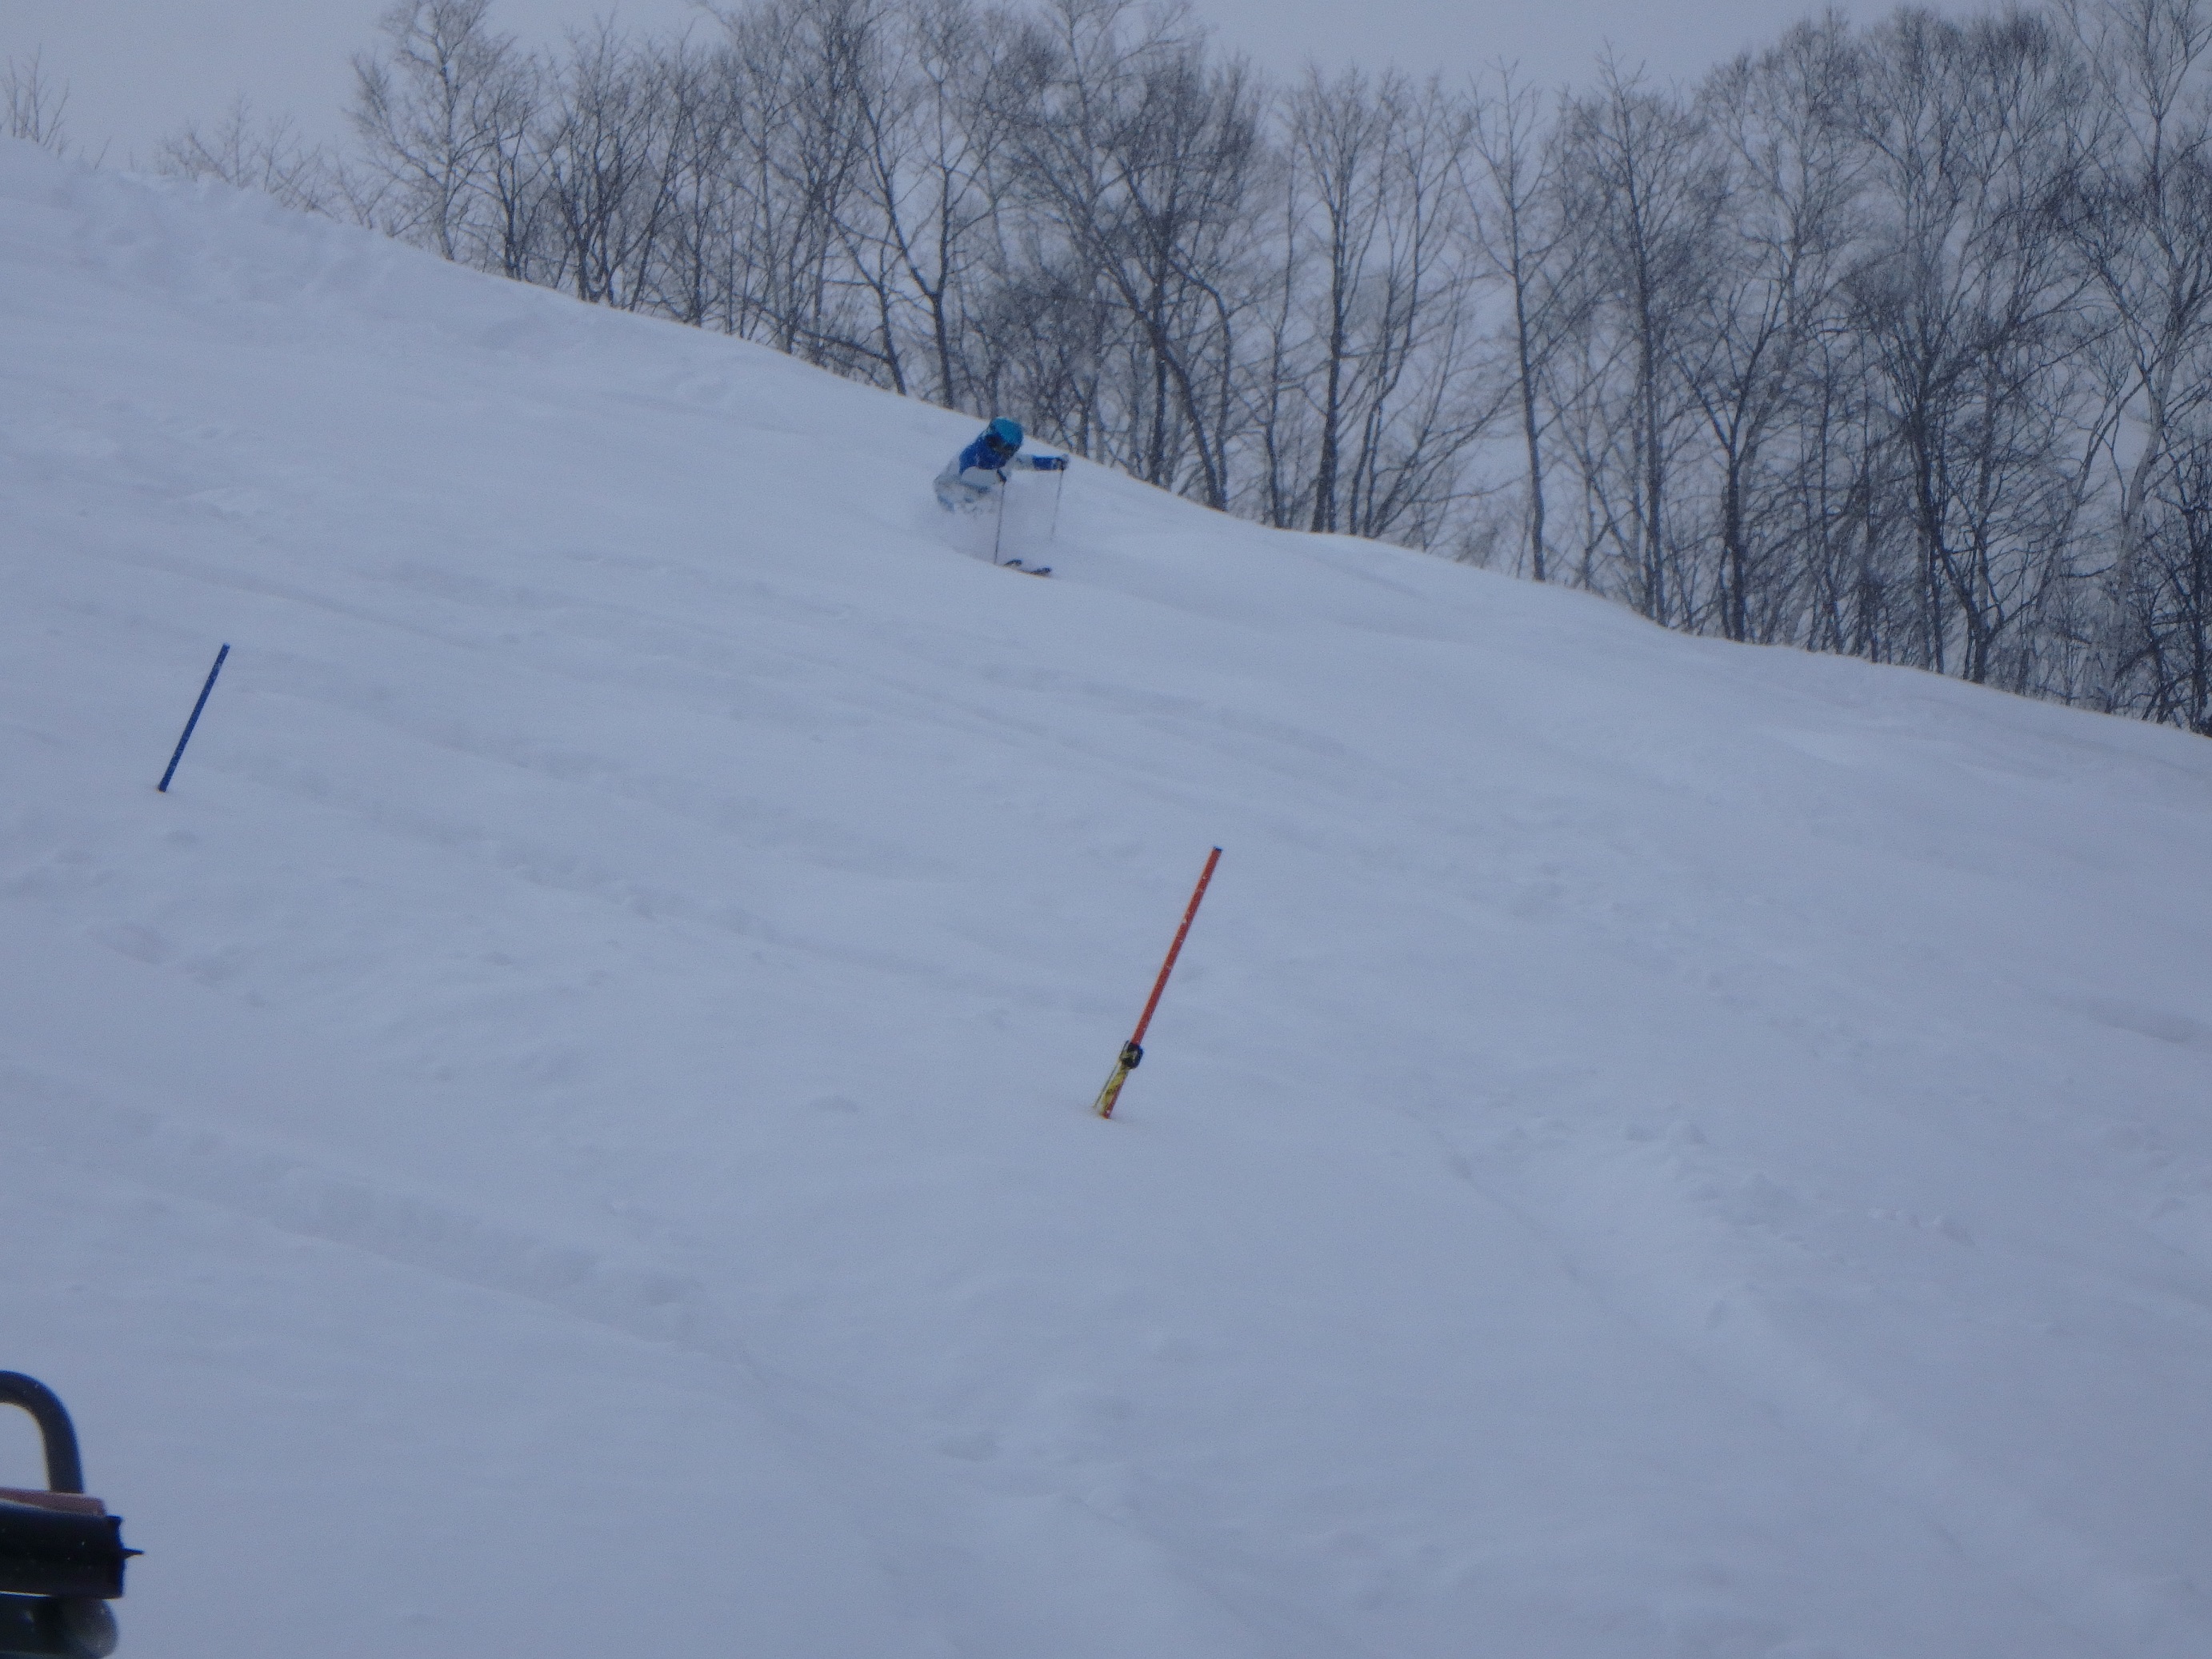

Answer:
[935,417,1051,510]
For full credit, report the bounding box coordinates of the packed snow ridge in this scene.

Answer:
[3,138,2210,1659]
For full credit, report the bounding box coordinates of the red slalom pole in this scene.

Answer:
[1094,846,1222,1119]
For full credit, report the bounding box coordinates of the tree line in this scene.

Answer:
[149,0,2212,736]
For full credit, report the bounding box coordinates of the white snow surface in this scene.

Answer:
[4,138,2211,1658]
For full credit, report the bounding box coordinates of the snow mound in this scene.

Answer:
[4,138,2211,1657]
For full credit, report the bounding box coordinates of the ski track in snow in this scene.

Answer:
[6,142,2212,1657]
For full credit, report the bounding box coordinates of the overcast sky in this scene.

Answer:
[7,0,1870,165]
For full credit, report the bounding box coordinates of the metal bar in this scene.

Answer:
[1094,848,1222,1118]
[1131,846,1222,1050]
[0,1378,82,1495]
[156,644,230,794]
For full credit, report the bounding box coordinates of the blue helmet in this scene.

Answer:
[989,416,1024,450]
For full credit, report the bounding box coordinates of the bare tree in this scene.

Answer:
[4,49,69,154]
[2130,429,2212,727]
[1466,66,1578,580]
[155,98,342,217]
[539,25,686,309]
[352,0,534,262]
[646,38,738,326]
[2063,0,2212,717]
[713,0,881,367]
[1559,60,1719,622]
[1002,0,1269,506]
[1847,7,2093,684]
[1687,18,1864,640]
[2070,0,2212,554]
[1286,67,1392,532]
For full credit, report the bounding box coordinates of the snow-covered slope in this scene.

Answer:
[5,138,2211,1658]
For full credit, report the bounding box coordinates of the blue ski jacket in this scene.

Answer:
[958,430,1021,477]
[935,426,1064,510]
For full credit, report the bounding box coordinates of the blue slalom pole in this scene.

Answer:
[158,643,230,794]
